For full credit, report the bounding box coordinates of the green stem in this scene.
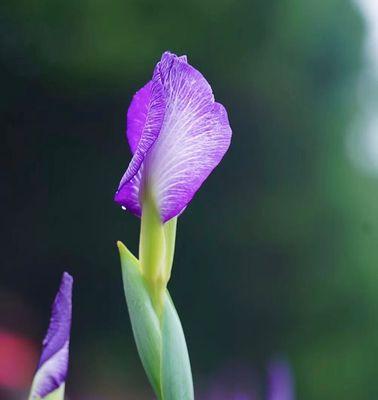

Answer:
[163,217,177,283]
[139,190,178,315]
[139,192,166,282]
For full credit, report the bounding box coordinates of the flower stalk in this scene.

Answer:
[139,190,178,314]
[139,192,167,313]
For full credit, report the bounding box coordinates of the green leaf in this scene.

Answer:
[161,293,194,400]
[118,240,194,400]
[118,241,162,397]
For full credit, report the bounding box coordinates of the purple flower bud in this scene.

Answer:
[29,272,73,399]
[115,51,232,222]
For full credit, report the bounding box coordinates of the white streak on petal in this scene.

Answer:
[29,273,73,400]
[145,54,232,221]
[29,341,69,399]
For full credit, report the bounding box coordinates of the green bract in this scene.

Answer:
[118,241,193,400]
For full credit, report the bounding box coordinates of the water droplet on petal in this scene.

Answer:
[121,206,127,211]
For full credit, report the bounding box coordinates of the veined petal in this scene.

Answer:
[115,51,232,222]
[114,164,144,217]
[126,81,152,155]
[125,55,188,155]
[115,62,166,216]
[29,272,73,400]
[146,53,232,222]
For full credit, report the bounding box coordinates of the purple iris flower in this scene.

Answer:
[29,272,73,399]
[114,51,232,222]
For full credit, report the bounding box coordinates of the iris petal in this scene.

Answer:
[115,61,167,216]
[115,52,232,222]
[126,81,152,155]
[29,273,73,399]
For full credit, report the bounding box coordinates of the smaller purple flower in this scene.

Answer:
[267,360,295,400]
[114,51,232,222]
[199,360,295,400]
[29,272,73,399]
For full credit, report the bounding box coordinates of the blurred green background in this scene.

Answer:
[1,0,378,399]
